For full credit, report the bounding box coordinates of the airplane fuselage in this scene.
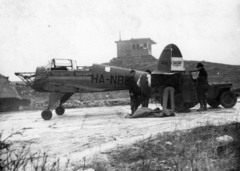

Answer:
[32,64,144,93]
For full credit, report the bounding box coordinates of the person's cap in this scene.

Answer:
[196,63,204,68]
[130,69,136,73]
[145,69,151,74]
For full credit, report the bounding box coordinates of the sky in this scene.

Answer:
[0,0,240,81]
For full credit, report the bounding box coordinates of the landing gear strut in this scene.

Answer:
[41,92,73,120]
[55,106,65,115]
[41,110,52,120]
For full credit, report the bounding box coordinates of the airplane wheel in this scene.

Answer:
[174,94,188,112]
[55,106,65,115]
[220,91,237,108]
[41,110,52,120]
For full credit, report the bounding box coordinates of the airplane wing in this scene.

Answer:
[64,83,111,92]
[43,82,110,93]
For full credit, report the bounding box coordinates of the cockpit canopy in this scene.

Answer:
[46,59,77,71]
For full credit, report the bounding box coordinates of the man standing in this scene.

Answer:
[161,76,176,116]
[128,70,141,114]
[137,70,152,107]
[195,63,209,111]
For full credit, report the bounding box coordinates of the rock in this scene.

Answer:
[165,141,172,145]
[216,135,234,146]
[215,135,234,155]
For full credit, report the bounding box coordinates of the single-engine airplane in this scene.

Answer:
[15,44,236,120]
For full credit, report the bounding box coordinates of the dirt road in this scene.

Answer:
[1,102,240,162]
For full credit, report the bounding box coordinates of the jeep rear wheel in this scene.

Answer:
[220,91,237,108]
[207,99,220,108]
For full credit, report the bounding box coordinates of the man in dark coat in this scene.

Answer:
[195,63,209,111]
[137,70,151,107]
[128,70,141,114]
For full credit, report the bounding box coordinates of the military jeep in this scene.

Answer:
[152,72,238,112]
[207,82,237,108]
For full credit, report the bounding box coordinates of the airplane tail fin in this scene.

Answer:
[152,44,185,74]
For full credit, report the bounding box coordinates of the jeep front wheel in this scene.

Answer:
[220,91,237,108]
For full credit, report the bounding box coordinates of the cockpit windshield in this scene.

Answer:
[54,59,73,67]
[45,59,77,71]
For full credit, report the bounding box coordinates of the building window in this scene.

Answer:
[139,44,142,49]
[136,44,139,49]
[144,43,147,49]
[132,43,148,50]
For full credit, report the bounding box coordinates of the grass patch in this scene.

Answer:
[107,122,240,171]
[0,131,70,171]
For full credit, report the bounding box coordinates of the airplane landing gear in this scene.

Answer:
[41,110,52,120]
[55,106,65,115]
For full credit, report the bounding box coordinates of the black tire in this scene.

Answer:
[55,106,65,115]
[175,94,196,112]
[175,94,186,112]
[41,110,52,120]
[220,91,237,108]
[207,98,220,108]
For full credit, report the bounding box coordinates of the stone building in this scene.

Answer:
[107,38,157,69]
[115,38,156,58]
